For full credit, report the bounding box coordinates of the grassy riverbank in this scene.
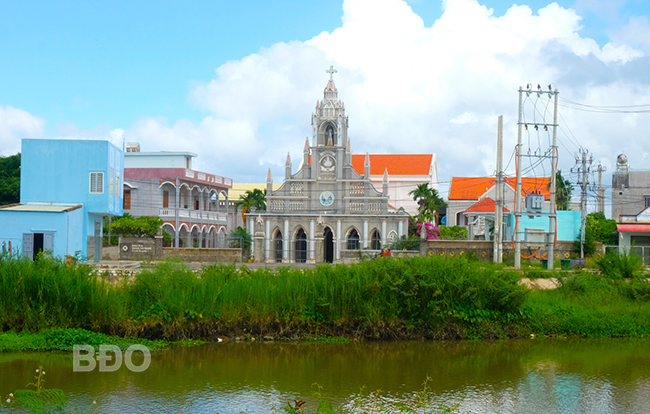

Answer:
[0,328,169,352]
[2,255,650,341]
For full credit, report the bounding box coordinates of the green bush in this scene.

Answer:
[110,213,163,237]
[438,226,468,240]
[595,249,644,279]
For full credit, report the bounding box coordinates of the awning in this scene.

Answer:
[617,223,650,233]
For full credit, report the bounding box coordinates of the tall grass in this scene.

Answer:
[524,270,650,337]
[3,254,650,340]
[0,255,527,337]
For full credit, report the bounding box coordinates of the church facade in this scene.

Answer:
[250,67,408,263]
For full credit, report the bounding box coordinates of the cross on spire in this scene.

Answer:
[326,65,337,81]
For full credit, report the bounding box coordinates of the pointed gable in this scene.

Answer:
[464,197,510,214]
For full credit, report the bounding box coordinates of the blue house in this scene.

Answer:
[0,138,123,261]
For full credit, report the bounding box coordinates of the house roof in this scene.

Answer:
[449,176,551,200]
[464,197,510,214]
[618,224,650,233]
[229,183,281,200]
[0,203,82,213]
[350,154,433,176]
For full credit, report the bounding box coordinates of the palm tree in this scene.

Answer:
[408,183,447,225]
[234,188,266,226]
[550,170,574,210]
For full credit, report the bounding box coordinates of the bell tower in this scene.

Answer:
[310,66,350,182]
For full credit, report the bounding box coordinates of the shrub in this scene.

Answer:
[438,226,468,240]
[595,249,644,279]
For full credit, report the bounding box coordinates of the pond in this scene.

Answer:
[1,338,650,413]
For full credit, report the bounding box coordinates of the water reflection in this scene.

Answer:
[1,338,650,413]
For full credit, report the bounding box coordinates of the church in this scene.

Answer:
[250,66,410,264]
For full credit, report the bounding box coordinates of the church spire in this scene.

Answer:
[303,138,310,175]
[383,168,389,195]
[364,152,370,179]
[285,152,292,179]
[266,168,273,194]
[323,65,338,101]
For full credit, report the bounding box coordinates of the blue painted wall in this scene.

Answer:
[0,209,84,258]
[21,138,123,216]
[506,210,582,241]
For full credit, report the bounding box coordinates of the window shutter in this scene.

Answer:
[90,172,104,194]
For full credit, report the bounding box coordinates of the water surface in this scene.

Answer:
[1,338,650,413]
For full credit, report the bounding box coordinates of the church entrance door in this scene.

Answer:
[324,227,334,263]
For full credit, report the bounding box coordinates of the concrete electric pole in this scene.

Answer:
[572,149,592,259]
[596,163,606,214]
[515,85,559,269]
[494,115,504,264]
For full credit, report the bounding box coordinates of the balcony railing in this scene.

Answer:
[159,208,228,223]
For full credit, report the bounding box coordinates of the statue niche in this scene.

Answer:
[325,125,335,146]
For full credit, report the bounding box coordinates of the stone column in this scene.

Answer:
[381,220,387,246]
[283,219,289,263]
[336,220,341,261]
[363,220,369,249]
[265,219,271,263]
[309,219,315,263]
[398,220,404,238]
[175,178,180,248]
[254,217,264,263]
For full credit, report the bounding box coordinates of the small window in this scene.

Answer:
[645,196,650,208]
[90,172,104,194]
[123,189,131,210]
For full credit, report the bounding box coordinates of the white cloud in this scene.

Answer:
[121,0,648,197]
[0,106,45,156]
[610,15,650,53]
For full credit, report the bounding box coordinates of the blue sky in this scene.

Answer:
[1,0,649,207]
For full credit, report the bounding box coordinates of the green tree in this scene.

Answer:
[229,226,252,257]
[550,170,574,210]
[0,153,20,205]
[234,188,266,227]
[110,214,164,237]
[408,183,447,225]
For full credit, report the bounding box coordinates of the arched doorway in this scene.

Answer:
[324,227,334,263]
[274,230,283,263]
[295,228,307,263]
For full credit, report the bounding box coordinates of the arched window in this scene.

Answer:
[274,230,283,263]
[295,228,307,263]
[347,229,360,250]
[371,230,381,250]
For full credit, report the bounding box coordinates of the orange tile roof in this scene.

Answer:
[464,197,510,214]
[449,176,551,200]
[350,154,432,175]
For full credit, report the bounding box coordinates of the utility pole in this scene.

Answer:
[573,149,592,258]
[494,115,503,263]
[515,90,524,269]
[515,85,558,269]
[596,163,606,214]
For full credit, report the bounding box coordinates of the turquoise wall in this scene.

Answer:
[507,210,582,241]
